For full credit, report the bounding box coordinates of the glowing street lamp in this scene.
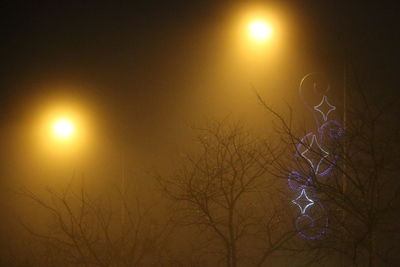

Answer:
[53,119,75,139]
[248,20,273,41]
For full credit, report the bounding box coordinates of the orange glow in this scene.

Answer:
[33,97,91,157]
[227,4,288,60]
[53,119,75,139]
[249,20,273,41]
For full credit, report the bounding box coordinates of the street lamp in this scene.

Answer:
[34,102,88,152]
[248,20,273,41]
[53,119,75,139]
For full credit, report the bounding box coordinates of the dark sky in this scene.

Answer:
[1,0,399,177]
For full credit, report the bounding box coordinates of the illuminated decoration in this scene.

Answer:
[288,73,343,239]
[295,201,329,239]
[300,134,329,174]
[292,189,314,214]
[288,171,311,191]
[314,95,336,121]
[295,133,335,177]
[318,154,339,177]
[319,120,343,139]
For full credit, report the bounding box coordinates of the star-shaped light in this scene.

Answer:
[301,134,329,174]
[292,189,314,214]
[314,95,336,121]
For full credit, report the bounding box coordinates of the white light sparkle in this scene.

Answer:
[314,95,336,121]
[301,134,329,174]
[292,189,314,214]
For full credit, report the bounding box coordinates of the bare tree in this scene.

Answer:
[157,121,298,267]
[256,74,400,266]
[15,180,175,267]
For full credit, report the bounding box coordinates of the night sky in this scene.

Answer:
[2,0,399,134]
[1,0,399,194]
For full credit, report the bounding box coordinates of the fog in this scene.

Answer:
[1,1,399,266]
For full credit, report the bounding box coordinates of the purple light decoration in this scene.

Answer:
[319,120,344,139]
[318,154,339,177]
[295,133,315,159]
[288,171,312,191]
[288,74,342,240]
[295,201,328,239]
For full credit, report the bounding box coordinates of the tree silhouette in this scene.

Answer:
[158,121,298,267]
[16,181,174,267]
[257,75,400,266]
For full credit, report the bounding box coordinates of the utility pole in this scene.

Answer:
[342,62,348,267]
[121,151,128,225]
